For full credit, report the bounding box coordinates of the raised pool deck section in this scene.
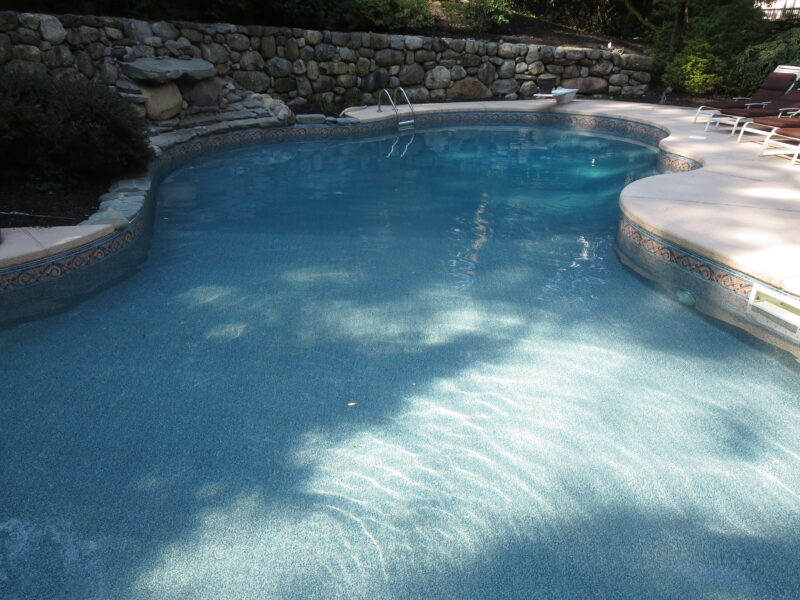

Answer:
[346,100,800,298]
[2,99,798,301]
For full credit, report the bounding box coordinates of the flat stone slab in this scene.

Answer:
[119,57,215,84]
[296,114,326,125]
[0,225,113,269]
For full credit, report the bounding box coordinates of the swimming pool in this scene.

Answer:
[1,121,799,599]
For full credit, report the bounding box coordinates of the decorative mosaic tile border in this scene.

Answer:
[156,111,700,176]
[0,216,145,293]
[618,216,755,297]
[1,109,699,296]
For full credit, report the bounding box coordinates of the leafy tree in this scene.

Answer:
[653,0,770,94]
[735,26,800,93]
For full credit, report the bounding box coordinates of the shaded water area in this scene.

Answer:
[2,124,799,599]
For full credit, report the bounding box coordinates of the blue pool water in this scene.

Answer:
[2,123,800,599]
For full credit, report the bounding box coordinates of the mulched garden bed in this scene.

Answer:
[0,179,107,228]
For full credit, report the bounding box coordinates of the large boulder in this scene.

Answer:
[447,77,491,100]
[152,21,179,40]
[497,59,515,79]
[312,75,334,92]
[265,56,292,77]
[304,30,323,45]
[124,19,153,43]
[498,43,517,58]
[477,62,496,85]
[226,33,250,52]
[609,73,628,86]
[589,59,613,76]
[490,78,519,95]
[180,77,223,107]
[240,50,264,71]
[374,49,404,67]
[261,36,276,58]
[399,63,424,86]
[620,53,654,71]
[44,45,73,68]
[39,15,67,44]
[119,57,215,83]
[561,76,608,94]
[405,36,423,50]
[360,68,390,92]
[284,37,299,60]
[232,71,270,92]
[0,34,11,65]
[2,58,47,77]
[12,44,41,63]
[519,80,539,97]
[139,82,183,120]
[202,43,229,64]
[424,65,451,90]
[314,43,337,61]
[403,86,430,103]
[74,50,94,78]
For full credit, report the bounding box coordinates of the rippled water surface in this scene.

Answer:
[2,124,800,599]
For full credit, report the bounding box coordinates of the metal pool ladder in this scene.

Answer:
[378,87,415,132]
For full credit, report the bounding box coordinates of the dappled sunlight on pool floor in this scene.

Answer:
[2,124,799,599]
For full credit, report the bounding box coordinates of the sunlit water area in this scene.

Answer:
[2,123,800,599]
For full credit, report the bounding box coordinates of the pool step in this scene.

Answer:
[748,285,800,338]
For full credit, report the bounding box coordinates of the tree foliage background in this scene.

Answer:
[5,0,799,95]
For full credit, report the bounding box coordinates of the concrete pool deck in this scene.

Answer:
[2,99,799,300]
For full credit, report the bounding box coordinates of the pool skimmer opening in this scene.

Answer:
[748,285,800,337]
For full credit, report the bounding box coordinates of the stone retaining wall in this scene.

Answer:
[0,11,656,117]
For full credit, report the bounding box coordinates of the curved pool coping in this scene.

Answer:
[2,99,799,348]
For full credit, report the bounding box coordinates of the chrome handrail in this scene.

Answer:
[377,87,415,131]
[394,86,416,126]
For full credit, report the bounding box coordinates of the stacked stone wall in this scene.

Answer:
[0,11,656,114]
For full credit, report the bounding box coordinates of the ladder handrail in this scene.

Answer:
[377,88,398,115]
[377,87,415,131]
[394,87,416,124]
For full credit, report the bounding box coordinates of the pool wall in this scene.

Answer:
[616,216,800,357]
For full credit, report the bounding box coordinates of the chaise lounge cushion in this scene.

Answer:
[715,90,800,118]
[774,127,800,141]
[751,116,800,128]
[704,72,797,110]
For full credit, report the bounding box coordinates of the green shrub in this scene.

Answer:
[357,0,433,30]
[735,26,800,95]
[446,0,513,31]
[0,72,152,186]
[654,0,769,95]
[465,0,514,30]
[250,0,432,31]
[662,40,726,95]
